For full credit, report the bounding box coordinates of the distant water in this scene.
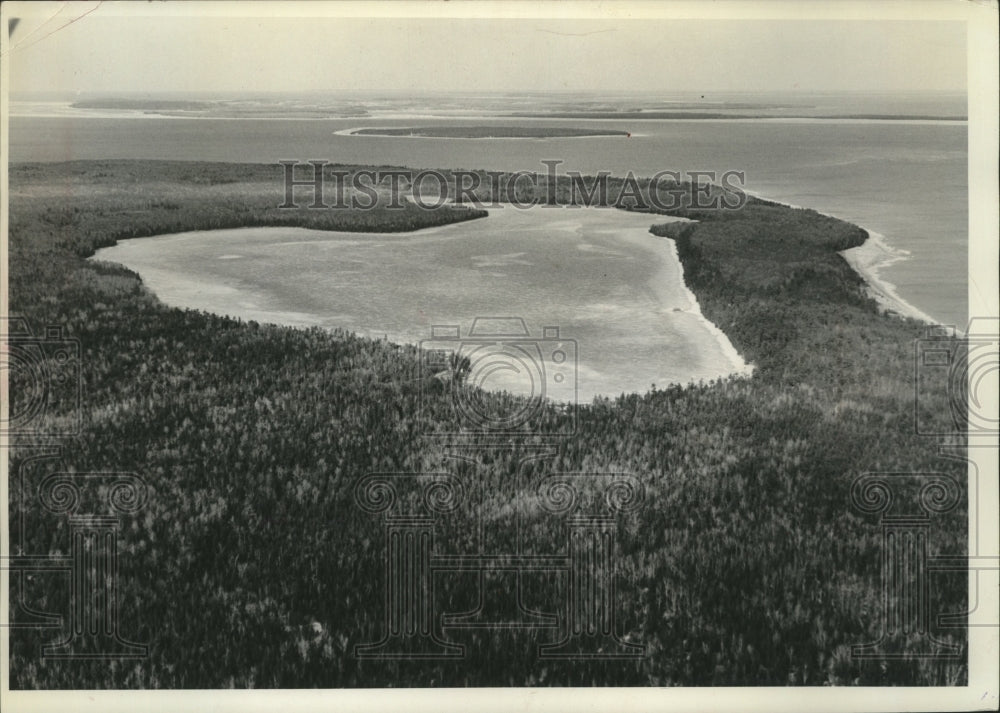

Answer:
[10,93,968,327]
[93,208,750,402]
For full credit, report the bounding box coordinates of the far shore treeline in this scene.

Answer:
[65,99,968,122]
[350,126,630,138]
[7,160,967,688]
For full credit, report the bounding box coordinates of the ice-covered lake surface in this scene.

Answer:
[94,206,750,402]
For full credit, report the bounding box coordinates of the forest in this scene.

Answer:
[6,160,967,688]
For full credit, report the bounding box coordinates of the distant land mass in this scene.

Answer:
[350,126,630,138]
[509,111,968,121]
[64,97,966,122]
[72,99,212,111]
[69,98,369,118]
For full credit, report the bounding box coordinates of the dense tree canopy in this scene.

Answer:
[6,161,966,688]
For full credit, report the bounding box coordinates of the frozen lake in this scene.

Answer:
[94,206,751,401]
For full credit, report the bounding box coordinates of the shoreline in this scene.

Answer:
[90,207,754,400]
[608,220,754,379]
[838,230,940,325]
[662,237,756,378]
[743,189,939,326]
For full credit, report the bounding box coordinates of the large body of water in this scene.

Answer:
[10,101,968,329]
[93,208,750,401]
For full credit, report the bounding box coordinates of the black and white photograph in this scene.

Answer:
[1,1,998,711]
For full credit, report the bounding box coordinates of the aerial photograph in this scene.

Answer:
[1,1,997,710]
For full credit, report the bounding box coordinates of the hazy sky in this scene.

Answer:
[7,8,967,96]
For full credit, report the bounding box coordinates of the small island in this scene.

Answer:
[347,126,630,138]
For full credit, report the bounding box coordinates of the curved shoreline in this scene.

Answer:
[838,230,939,325]
[599,214,754,380]
[90,207,753,399]
[743,189,939,325]
[662,237,755,378]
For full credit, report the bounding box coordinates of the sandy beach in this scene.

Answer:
[599,218,753,378]
[663,238,756,377]
[838,230,939,324]
[743,190,938,325]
